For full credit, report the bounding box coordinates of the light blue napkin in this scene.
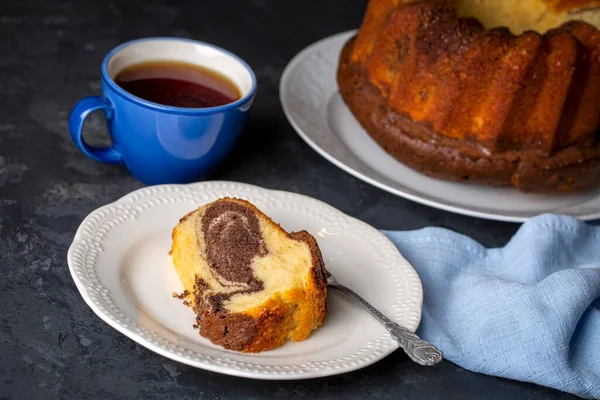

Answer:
[382,214,600,399]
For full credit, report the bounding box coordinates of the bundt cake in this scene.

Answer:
[338,0,600,192]
[170,198,328,353]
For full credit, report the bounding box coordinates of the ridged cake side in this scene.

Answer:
[339,0,600,192]
[170,198,327,353]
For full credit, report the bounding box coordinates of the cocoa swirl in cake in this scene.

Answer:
[200,200,267,291]
[192,277,259,348]
[191,200,272,349]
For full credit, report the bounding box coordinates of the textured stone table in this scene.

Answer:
[0,1,579,399]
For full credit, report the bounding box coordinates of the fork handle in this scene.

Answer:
[328,283,442,366]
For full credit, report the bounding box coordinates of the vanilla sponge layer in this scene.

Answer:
[454,0,600,34]
[171,206,313,313]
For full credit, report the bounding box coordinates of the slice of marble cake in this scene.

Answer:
[170,197,328,353]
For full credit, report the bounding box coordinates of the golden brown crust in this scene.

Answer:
[171,198,328,353]
[338,1,600,192]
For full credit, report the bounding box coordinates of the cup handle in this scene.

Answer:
[69,96,123,164]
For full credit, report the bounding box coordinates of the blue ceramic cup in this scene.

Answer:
[69,37,256,185]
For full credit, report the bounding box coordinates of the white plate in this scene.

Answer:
[67,181,422,380]
[280,31,600,223]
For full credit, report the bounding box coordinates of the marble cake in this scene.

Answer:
[170,198,328,353]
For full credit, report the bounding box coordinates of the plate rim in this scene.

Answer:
[66,180,423,380]
[280,30,600,223]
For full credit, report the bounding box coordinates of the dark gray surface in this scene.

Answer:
[0,1,579,399]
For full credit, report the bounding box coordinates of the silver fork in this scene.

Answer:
[326,270,442,366]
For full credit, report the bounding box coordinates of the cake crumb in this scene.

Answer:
[172,290,190,299]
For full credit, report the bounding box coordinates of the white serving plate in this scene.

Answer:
[280,31,600,222]
[67,181,422,379]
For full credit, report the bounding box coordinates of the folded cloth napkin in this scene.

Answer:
[382,214,600,399]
